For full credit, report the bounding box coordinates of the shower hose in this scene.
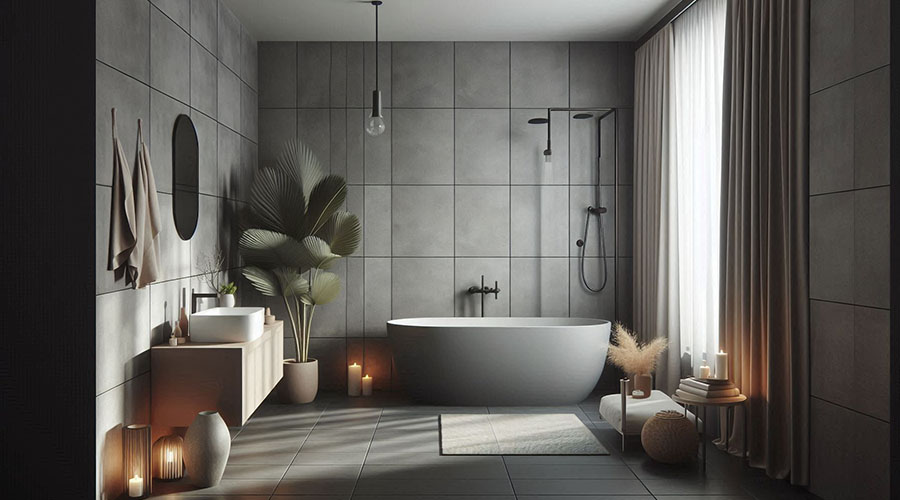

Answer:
[578,206,609,293]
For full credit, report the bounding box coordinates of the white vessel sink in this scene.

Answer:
[190,307,265,343]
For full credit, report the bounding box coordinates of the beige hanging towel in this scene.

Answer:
[107,108,137,279]
[128,118,162,288]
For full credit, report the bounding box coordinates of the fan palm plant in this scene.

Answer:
[239,139,361,364]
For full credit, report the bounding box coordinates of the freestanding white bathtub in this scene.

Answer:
[387,317,611,406]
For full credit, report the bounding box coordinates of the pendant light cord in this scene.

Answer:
[374,2,379,91]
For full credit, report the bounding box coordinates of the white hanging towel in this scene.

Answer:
[107,108,137,279]
[128,118,162,288]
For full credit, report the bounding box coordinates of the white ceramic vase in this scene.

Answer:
[217,293,235,307]
[183,411,230,487]
[279,358,318,404]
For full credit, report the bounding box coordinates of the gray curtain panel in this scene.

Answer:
[633,24,682,395]
[719,0,809,484]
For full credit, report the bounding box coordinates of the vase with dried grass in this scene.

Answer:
[607,323,668,399]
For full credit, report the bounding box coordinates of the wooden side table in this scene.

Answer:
[671,393,747,474]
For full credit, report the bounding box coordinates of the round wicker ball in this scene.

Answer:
[640,410,699,464]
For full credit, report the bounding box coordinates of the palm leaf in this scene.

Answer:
[306,271,341,306]
[247,168,306,238]
[319,211,361,256]
[242,266,280,297]
[272,267,310,297]
[305,175,347,235]
[238,229,306,268]
[297,235,340,270]
[274,139,324,207]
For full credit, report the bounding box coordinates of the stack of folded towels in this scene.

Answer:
[675,377,740,401]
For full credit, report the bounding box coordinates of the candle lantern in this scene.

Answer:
[153,434,184,480]
[123,424,151,498]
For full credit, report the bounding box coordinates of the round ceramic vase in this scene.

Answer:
[217,294,236,307]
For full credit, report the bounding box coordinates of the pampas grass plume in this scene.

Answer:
[607,322,668,375]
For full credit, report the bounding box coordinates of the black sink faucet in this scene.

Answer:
[191,290,218,313]
[467,275,500,317]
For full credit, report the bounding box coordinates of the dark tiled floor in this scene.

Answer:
[151,392,820,499]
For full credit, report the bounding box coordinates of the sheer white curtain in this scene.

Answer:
[633,25,680,394]
[672,0,727,375]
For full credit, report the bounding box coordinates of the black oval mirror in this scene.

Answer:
[172,114,199,240]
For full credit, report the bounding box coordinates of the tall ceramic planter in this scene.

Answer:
[183,411,230,487]
[279,358,318,404]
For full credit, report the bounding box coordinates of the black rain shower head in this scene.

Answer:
[527,117,549,124]
[572,113,594,119]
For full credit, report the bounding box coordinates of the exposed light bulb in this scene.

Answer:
[366,114,385,136]
[543,148,552,166]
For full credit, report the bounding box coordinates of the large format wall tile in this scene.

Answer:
[259,108,297,167]
[259,42,297,108]
[393,43,453,107]
[809,192,853,303]
[810,398,889,499]
[570,42,618,108]
[218,123,242,199]
[241,83,259,142]
[150,7,190,103]
[298,108,331,171]
[509,258,569,317]
[392,258,455,318]
[191,0,218,56]
[364,109,392,184]
[455,109,509,185]
[455,186,510,257]
[809,80,853,195]
[392,109,454,184]
[510,42,569,108]
[241,26,258,90]
[853,187,889,308]
[455,258,510,317]
[392,186,454,256]
[97,0,150,83]
[192,110,218,196]
[455,42,510,108]
[217,0,241,74]
[151,0,189,30]
[569,257,616,319]
[364,186,392,257]
[298,42,332,108]
[854,67,890,189]
[810,0,890,92]
[191,40,218,119]
[218,62,241,132]
[96,287,150,396]
[510,186,568,257]
[364,258,391,336]
[330,42,348,107]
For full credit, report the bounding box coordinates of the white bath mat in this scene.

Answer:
[439,414,609,455]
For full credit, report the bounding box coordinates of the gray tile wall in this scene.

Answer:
[257,41,635,394]
[808,0,890,497]
[94,1,257,498]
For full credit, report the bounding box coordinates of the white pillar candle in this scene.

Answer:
[128,475,143,498]
[362,375,373,396]
[699,363,711,379]
[716,351,728,380]
[348,363,362,396]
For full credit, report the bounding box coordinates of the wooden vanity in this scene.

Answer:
[151,321,283,427]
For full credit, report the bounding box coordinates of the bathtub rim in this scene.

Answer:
[387,317,611,329]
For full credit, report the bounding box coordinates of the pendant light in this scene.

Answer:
[365,1,386,136]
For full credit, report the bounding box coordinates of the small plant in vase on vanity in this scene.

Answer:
[607,323,668,399]
[218,282,237,307]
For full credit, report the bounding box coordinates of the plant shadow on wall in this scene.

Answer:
[238,140,361,404]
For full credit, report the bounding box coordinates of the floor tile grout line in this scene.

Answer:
[349,407,384,497]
